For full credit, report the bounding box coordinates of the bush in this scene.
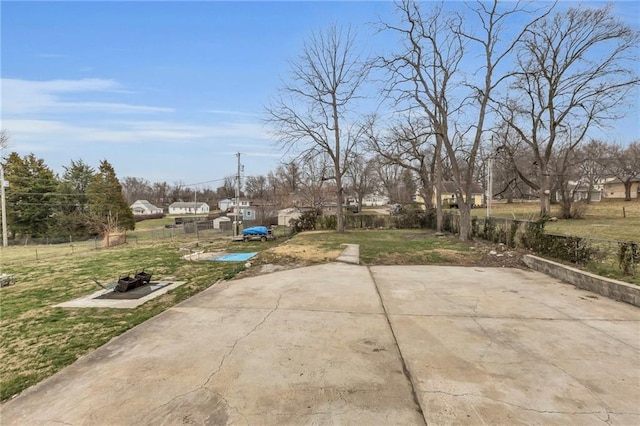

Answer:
[618,242,639,275]
[393,204,432,229]
[290,209,320,233]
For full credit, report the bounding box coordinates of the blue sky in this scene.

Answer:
[1,1,639,188]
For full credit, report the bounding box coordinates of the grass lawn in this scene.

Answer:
[1,223,634,402]
[0,229,479,401]
[262,229,480,266]
[0,237,272,401]
[488,199,640,242]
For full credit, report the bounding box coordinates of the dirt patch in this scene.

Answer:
[265,243,342,263]
[470,241,530,269]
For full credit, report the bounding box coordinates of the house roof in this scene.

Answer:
[169,202,209,209]
[438,181,484,195]
[131,200,161,210]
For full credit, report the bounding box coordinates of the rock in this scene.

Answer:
[497,254,504,257]
[244,262,252,268]
[489,250,498,255]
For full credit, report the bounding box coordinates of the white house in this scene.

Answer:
[168,202,210,215]
[130,200,163,215]
[217,198,233,212]
[362,194,390,207]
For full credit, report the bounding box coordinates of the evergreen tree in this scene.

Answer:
[2,152,58,238]
[53,159,97,237]
[87,160,135,231]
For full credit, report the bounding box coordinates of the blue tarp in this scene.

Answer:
[214,252,258,262]
[242,226,268,236]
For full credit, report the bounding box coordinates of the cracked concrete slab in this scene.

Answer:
[1,263,423,425]
[2,263,638,425]
[371,265,640,425]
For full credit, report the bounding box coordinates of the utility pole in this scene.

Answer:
[194,187,199,239]
[1,163,7,247]
[234,152,241,237]
[487,157,493,218]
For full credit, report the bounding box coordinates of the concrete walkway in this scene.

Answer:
[2,264,639,425]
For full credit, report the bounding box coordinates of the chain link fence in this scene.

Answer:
[0,222,234,265]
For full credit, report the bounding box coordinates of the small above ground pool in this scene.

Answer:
[214,252,258,262]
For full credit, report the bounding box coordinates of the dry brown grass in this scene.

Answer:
[489,199,640,241]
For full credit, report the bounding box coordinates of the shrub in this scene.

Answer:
[290,209,320,232]
[618,242,639,275]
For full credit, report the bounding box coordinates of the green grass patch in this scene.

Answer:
[489,199,640,242]
[0,238,272,401]
[288,229,478,265]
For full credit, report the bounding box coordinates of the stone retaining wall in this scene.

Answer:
[523,254,639,307]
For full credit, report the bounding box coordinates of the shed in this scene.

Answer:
[213,216,231,230]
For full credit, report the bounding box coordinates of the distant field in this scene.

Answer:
[488,199,640,242]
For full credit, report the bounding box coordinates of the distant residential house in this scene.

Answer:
[130,200,163,216]
[217,198,233,212]
[241,207,257,222]
[414,181,485,208]
[362,193,390,207]
[226,206,257,223]
[556,181,602,203]
[168,202,210,215]
[602,177,640,199]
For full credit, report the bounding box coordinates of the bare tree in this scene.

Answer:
[500,5,639,216]
[0,129,9,150]
[373,156,405,204]
[380,0,549,240]
[151,181,170,208]
[120,177,152,204]
[244,175,268,200]
[605,142,640,201]
[296,154,331,211]
[576,140,611,204]
[215,177,235,200]
[266,25,370,232]
[345,152,379,212]
[365,113,436,208]
[274,161,300,195]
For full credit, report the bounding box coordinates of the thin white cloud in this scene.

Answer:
[1,78,173,115]
[204,109,260,118]
[2,118,274,147]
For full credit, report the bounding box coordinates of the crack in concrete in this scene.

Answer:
[193,305,384,316]
[202,294,282,388]
[147,295,282,419]
[423,389,613,417]
[580,320,640,354]
[465,316,618,423]
[389,312,639,321]
[367,267,428,426]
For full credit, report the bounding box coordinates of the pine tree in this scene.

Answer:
[53,159,97,237]
[87,160,135,231]
[2,152,58,238]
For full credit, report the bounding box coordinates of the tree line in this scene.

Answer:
[0,149,134,240]
[2,2,638,242]
[266,0,639,239]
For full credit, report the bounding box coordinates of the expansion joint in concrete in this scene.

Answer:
[366,266,428,426]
